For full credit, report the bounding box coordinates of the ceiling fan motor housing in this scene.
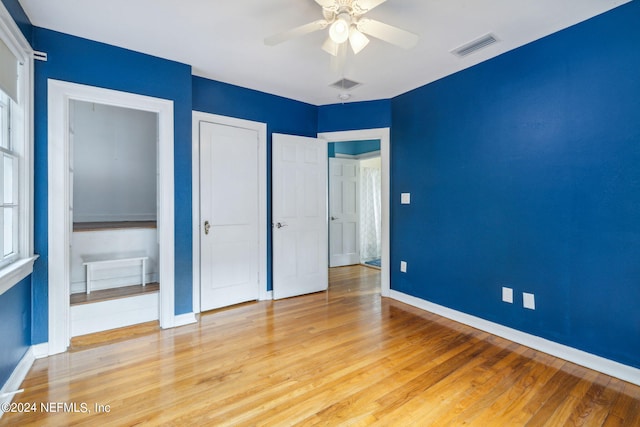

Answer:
[329,12,353,43]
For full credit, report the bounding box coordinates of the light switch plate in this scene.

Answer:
[401,193,411,204]
[523,292,536,310]
[400,261,407,273]
[502,287,513,303]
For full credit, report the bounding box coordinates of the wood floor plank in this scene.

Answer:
[73,220,157,232]
[2,265,639,426]
[460,350,560,426]
[373,338,515,425]
[613,383,640,426]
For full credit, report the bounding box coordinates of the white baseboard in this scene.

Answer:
[390,290,640,386]
[32,343,49,359]
[260,290,273,301]
[173,312,197,327]
[0,347,35,418]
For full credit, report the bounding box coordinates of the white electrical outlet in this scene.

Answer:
[401,193,411,204]
[502,287,513,303]
[523,292,536,310]
[400,261,407,273]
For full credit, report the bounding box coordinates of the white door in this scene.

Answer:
[200,121,260,311]
[272,133,328,299]
[329,158,360,267]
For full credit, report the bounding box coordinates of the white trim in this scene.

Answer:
[334,150,381,160]
[318,128,390,297]
[31,342,48,359]
[173,312,197,327]
[0,255,36,296]
[48,80,175,355]
[260,290,273,301]
[0,347,34,418]
[0,3,32,64]
[391,290,640,386]
[191,111,268,313]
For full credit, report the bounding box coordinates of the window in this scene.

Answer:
[0,3,35,295]
[0,91,19,267]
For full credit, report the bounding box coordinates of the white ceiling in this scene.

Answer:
[19,0,630,106]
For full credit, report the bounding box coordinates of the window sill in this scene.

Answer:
[0,255,38,296]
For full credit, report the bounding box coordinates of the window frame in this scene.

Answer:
[0,3,36,296]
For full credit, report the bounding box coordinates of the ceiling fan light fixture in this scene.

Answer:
[349,28,369,54]
[329,13,352,44]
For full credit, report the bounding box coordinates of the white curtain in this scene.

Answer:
[360,166,381,261]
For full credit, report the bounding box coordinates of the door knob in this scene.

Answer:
[275,222,287,229]
[204,220,210,235]
[331,216,339,221]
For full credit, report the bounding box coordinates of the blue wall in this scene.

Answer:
[329,139,380,157]
[318,100,391,133]
[31,28,194,343]
[192,76,317,291]
[193,77,318,136]
[0,277,31,386]
[390,2,640,368]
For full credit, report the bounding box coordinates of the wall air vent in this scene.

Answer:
[451,34,498,57]
[329,78,362,90]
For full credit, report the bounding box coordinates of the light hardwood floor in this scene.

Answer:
[3,266,639,426]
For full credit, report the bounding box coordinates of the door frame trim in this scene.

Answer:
[318,128,391,297]
[48,80,175,355]
[191,112,268,313]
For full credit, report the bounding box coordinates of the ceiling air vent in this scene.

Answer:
[329,78,362,90]
[452,34,498,57]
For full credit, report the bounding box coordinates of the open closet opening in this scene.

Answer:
[68,100,160,337]
[48,80,175,355]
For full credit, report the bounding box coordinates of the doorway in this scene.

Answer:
[328,141,382,269]
[68,100,160,337]
[319,129,390,297]
[48,80,175,355]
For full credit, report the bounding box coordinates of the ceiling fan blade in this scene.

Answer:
[354,0,388,13]
[314,0,336,7]
[349,28,369,55]
[322,37,339,56]
[264,20,328,46]
[357,18,418,49]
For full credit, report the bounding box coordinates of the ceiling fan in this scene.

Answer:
[264,0,419,58]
